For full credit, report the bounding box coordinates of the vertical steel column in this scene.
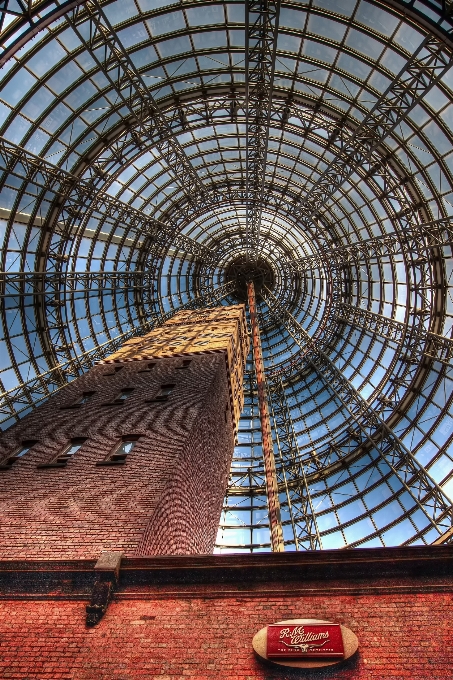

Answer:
[247,280,285,552]
[245,0,281,259]
[268,377,322,551]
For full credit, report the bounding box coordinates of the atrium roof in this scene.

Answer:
[1,0,453,551]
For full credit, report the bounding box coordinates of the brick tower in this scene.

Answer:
[0,304,248,561]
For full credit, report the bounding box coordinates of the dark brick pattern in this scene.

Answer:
[138,356,233,555]
[0,355,234,560]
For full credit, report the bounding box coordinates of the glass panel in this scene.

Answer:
[115,441,137,456]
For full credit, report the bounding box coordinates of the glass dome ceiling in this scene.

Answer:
[1,0,453,552]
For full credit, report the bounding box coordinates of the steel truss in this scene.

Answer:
[245,0,280,258]
[337,303,453,366]
[0,271,154,298]
[0,137,215,380]
[64,0,205,201]
[334,300,451,426]
[262,287,453,543]
[150,147,441,387]
[291,217,453,274]
[1,9,451,257]
[267,376,322,550]
[0,138,212,264]
[131,82,440,270]
[2,0,453,70]
[80,89,418,250]
[159,143,440,400]
[151,102,428,271]
[0,279,233,427]
[290,34,453,221]
[38,80,432,276]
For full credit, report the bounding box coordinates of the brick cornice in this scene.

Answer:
[0,546,451,599]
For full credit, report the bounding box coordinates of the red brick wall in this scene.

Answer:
[0,355,234,560]
[138,357,234,555]
[0,582,451,679]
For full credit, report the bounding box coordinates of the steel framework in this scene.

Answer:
[0,271,154,298]
[64,0,205,200]
[262,287,453,543]
[290,217,453,274]
[2,0,453,552]
[337,303,453,366]
[0,138,213,264]
[245,0,280,258]
[268,376,322,551]
[289,34,453,221]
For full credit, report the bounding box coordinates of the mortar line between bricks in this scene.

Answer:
[114,585,453,598]
[0,594,89,600]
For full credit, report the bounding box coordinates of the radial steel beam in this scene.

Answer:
[294,34,453,220]
[0,271,154,297]
[247,281,285,551]
[267,376,322,550]
[290,217,453,274]
[262,286,453,543]
[0,138,214,264]
[0,0,88,66]
[245,0,281,258]
[0,0,34,33]
[290,233,402,273]
[334,302,444,429]
[333,301,451,423]
[157,131,422,260]
[64,0,204,200]
[337,303,453,365]
[61,88,429,261]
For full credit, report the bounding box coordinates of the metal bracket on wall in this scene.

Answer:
[86,551,123,627]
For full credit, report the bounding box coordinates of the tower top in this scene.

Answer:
[100,305,249,433]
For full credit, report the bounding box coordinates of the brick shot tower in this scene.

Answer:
[0,304,248,562]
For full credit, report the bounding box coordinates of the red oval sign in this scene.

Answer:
[253,619,358,670]
[267,622,345,658]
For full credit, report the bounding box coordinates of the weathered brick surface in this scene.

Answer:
[0,584,451,679]
[0,355,234,559]
[138,357,234,555]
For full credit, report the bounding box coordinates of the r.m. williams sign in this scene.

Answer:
[253,619,358,670]
[267,622,344,658]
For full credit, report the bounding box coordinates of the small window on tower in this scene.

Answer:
[55,438,86,463]
[103,365,124,376]
[138,362,156,373]
[146,384,175,403]
[176,359,192,369]
[0,440,38,468]
[61,392,95,409]
[96,435,142,466]
[37,438,87,468]
[103,388,134,406]
[113,388,134,404]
